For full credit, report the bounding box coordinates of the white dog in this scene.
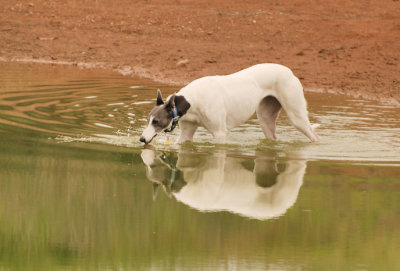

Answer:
[140,63,319,144]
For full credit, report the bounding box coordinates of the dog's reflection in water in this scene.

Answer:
[141,148,306,220]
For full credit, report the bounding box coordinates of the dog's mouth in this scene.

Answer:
[144,134,157,145]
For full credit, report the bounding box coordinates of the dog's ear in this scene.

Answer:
[174,95,191,116]
[165,94,176,112]
[156,89,164,106]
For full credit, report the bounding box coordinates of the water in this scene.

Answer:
[0,62,399,270]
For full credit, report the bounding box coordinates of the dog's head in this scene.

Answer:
[140,89,176,144]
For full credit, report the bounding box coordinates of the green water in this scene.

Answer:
[0,62,399,270]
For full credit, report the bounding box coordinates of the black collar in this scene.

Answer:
[164,105,180,133]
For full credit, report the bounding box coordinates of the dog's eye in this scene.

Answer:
[152,119,159,125]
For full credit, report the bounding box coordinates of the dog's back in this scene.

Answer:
[180,63,301,105]
[178,63,305,132]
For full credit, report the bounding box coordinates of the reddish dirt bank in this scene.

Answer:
[1,0,399,105]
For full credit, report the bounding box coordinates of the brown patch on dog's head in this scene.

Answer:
[140,89,191,144]
[140,90,176,144]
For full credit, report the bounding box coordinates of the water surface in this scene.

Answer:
[0,62,399,270]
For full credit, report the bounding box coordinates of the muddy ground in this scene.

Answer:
[1,0,399,105]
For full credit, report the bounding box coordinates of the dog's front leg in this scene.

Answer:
[213,131,227,144]
[177,121,198,144]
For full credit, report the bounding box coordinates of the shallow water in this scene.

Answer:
[0,62,399,270]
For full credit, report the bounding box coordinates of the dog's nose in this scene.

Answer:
[139,137,146,143]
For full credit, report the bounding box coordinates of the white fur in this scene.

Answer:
[177,63,319,143]
[141,116,157,142]
[146,63,319,144]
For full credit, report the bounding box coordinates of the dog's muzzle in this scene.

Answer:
[140,133,157,144]
[140,136,153,144]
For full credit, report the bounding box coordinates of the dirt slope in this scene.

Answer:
[1,0,399,104]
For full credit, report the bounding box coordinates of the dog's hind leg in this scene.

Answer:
[275,77,320,142]
[278,86,319,141]
[256,96,282,140]
[177,121,198,143]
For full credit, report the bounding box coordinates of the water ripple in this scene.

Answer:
[0,62,399,163]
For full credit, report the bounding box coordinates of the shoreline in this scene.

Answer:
[2,56,399,107]
[1,1,399,107]
[0,56,184,86]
